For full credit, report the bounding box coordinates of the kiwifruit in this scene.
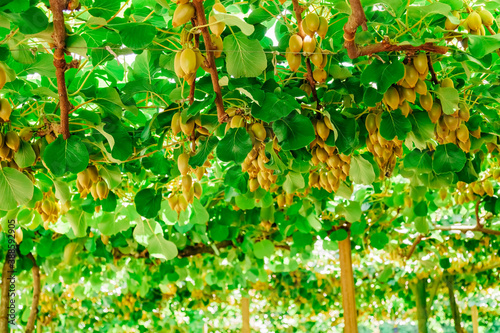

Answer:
[467,12,482,31]
[289,34,303,53]
[0,98,12,122]
[180,48,197,74]
[286,48,301,72]
[172,3,195,28]
[479,9,494,26]
[251,123,266,141]
[5,131,20,152]
[303,35,316,54]
[178,153,190,175]
[312,68,327,83]
[310,48,323,68]
[317,17,328,39]
[304,13,320,32]
[384,86,400,110]
[413,53,428,75]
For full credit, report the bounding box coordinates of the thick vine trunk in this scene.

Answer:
[339,233,358,333]
[1,250,14,333]
[445,275,463,333]
[415,279,428,333]
[471,305,479,333]
[241,297,250,333]
[25,254,40,333]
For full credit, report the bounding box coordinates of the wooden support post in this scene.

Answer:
[471,305,479,333]
[339,233,358,333]
[415,279,428,333]
[0,251,14,333]
[241,297,250,333]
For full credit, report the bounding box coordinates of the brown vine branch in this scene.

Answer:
[435,199,499,235]
[192,0,227,123]
[0,250,14,333]
[427,53,439,85]
[49,0,72,140]
[343,0,448,59]
[445,274,464,333]
[290,0,319,109]
[188,19,199,106]
[406,234,423,260]
[25,254,40,333]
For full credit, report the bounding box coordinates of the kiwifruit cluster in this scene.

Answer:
[309,117,350,192]
[425,79,473,152]
[453,179,494,205]
[171,111,212,140]
[365,112,403,179]
[168,152,204,214]
[174,43,207,86]
[76,166,110,204]
[286,12,329,83]
[383,53,430,117]
[35,190,67,229]
[225,115,278,192]
[445,8,494,35]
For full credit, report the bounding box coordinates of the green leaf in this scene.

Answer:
[213,13,254,36]
[66,210,87,238]
[14,140,35,168]
[432,143,466,174]
[336,201,361,223]
[53,180,71,205]
[361,59,405,93]
[89,0,121,20]
[404,150,432,173]
[326,114,358,154]
[98,165,122,189]
[349,155,375,185]
[189,136,219,168]
[251,92,300,122]
[434,86,459,115]
[66,35,88,57]
[273,111,315,151]
[246,5,280,24]
[42,136,89,177]
[216,128,253,164]
[414,216,429,234]
[379,109,412,140]
[0,167,34,211]
[148,234,178,261]
[223,32,267,78]
[371,232,389,250]
[283,172,305,194]
[330,229,348,241]
[12,7,48,34]
[351,221,367,235]
[439,258,451,269]
[469,35,500,59]
[135,189,162,218]
[118,23,156,49]
[253,239,275,259]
